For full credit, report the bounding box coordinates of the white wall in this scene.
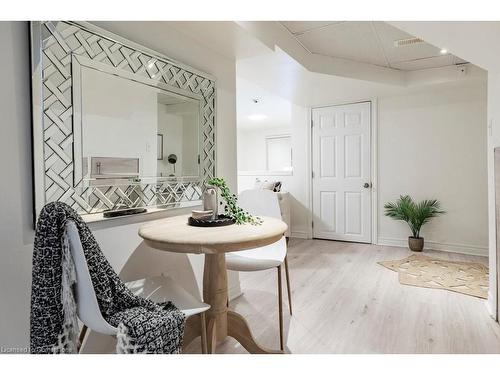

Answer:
[237,126,291,171]
[237,103,310,238]
[237,46,489,249]
[0,22,34,350]
[237,73,488,251]
[0,21,238,351]
[379,21,500,317]
[387,21,498,319]
[487,72,500,317]
[377,82,488,255]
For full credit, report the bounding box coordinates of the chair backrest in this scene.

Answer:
[65,221,117,335]
[238,189,282,220]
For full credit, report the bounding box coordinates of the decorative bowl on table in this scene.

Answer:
[188,214,235,227]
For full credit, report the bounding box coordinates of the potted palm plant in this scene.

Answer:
[384,195,445,252]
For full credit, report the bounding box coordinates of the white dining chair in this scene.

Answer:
[65,221,210,353]
[225,189,292,351]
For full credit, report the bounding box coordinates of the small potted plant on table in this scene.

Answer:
[384,195,445,252]
[208,177,262,225]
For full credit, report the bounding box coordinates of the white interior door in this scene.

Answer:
[312,102,371,243]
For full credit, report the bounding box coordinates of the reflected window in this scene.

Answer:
[266,135,292,172]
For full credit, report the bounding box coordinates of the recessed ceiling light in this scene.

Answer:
[440,49,448,54]
[248,114,268,121]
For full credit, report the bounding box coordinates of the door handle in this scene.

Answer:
[363,182,372,189]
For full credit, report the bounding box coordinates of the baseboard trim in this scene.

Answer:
[291,230,309,239]
[377,237,488,257]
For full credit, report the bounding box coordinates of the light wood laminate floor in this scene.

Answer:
[185,238,500,354]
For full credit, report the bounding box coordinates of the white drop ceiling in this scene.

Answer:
[280,21,467,71]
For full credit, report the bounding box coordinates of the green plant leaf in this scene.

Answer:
[208,177,263,225]
[384,195,445,238]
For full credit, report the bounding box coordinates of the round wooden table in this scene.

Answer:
[138,214,288,354]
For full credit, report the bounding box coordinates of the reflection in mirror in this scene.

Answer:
[32,21,216,220]
[156,93,199,178]
[78,65,200,186]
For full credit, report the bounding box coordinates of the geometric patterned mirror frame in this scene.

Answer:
[30,21,216,222]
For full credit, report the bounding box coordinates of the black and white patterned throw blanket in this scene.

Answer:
[30,202,185,354]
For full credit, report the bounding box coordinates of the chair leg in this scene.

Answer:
[284,255,293,315]
[277,265,284,351]
[200,312,208,354]
[77,325,88,353]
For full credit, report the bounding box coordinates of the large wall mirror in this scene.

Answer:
[31,21,216,222]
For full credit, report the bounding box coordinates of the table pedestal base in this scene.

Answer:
[182,253,283,354]
[226,311,283,354]
[184,312,283,354]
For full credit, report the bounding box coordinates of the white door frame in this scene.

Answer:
[307,98,378,245]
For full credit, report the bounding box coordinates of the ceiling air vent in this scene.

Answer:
[393,37,424,47]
